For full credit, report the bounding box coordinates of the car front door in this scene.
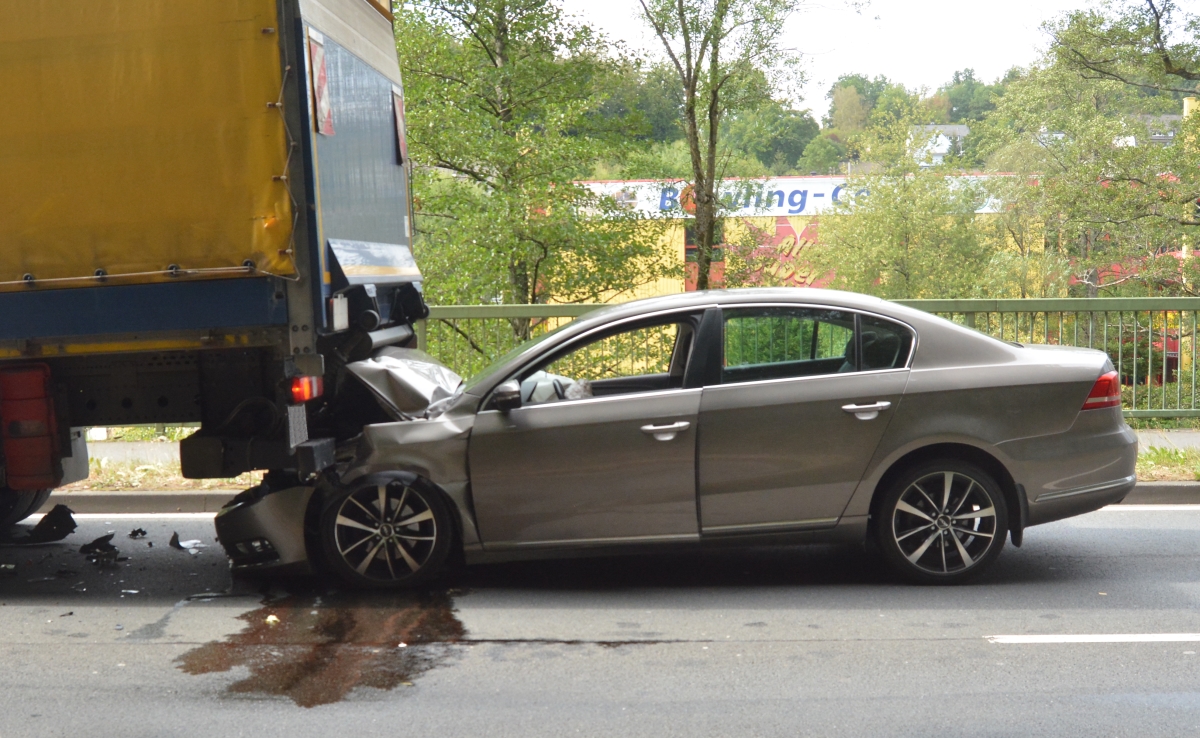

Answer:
[468,312,705,549]
[698,306,913,534]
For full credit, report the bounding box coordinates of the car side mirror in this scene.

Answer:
[493,380,522,412]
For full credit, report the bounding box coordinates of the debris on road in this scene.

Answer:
[128,528,147,539]
[80,533,121,567]
[27,505,78,543]
[1,504,78,545]
[60,612,73,617]
[0,564,15,577]
[169,532,206,555]
[264,614,280,626]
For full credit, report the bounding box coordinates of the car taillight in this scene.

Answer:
[290,375,324,404]
[1082,371,1120,410]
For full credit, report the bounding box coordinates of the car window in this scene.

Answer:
[521,321,691,404]
[722,307,856,383]
[859,314,913,370]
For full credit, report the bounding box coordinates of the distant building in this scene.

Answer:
[912,124,970,166]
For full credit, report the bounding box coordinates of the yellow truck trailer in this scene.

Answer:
[0,0,424,537]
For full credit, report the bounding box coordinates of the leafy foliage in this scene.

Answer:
[638,0,803,289]
[397,1,672,308]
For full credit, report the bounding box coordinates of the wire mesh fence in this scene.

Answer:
[422,298,1200,417]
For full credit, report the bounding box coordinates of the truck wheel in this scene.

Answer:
[0,488,52,528]
[319,476,453,589]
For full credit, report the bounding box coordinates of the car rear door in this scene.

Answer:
[697,306,913,534]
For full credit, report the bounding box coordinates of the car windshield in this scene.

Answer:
[462,322,573,389]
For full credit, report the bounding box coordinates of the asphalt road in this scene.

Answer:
[2,507,1200,737]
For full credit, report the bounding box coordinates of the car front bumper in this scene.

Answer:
[213,485,316,575]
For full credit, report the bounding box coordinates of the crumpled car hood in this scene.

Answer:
[346,347,463,420]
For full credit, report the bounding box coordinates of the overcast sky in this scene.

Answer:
[561,0,1094,120]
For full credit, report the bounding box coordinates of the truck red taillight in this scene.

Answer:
[290,376,324,404]
[1082,371,1120,410]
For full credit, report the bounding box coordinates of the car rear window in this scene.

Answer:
[722,307,856,383]
[859,314,914,370]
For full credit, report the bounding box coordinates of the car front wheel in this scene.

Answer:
[876,460,1008,585]
[319,476,454,589]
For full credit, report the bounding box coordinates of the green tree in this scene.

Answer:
[807,106,992,299]
[396,0,671,319]
[830,85,868,132]
[978,17,1200,296]
[824,73,898,126]
[638,0,803,290]
[938,68,1011,122]
[1050,0,1200,98]
[796,133,846,174]
[723,103,819,173]
[598,62,685,143]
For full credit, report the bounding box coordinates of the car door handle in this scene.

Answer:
[641,421,691,441]
[841,401,892,420]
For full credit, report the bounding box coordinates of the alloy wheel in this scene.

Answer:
[890,470,1001,576]
[331,482,439,583]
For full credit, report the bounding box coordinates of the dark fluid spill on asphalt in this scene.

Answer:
[176,590,464,708]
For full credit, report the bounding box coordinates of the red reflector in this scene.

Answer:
[290,376,324,404]
[1082,370,1121,410]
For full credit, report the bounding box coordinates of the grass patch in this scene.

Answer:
[1136,447,1200,481]
[92,426,198,442]
[61,459,261,492]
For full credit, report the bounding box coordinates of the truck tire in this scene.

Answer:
[0,488,52,529]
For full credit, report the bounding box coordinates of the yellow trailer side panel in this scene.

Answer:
[0,0,295,290]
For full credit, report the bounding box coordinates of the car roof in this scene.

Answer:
[566,288,893,332]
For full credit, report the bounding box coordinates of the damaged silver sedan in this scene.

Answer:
[216,289,1137,587]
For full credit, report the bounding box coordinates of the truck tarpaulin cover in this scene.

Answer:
[0,0,296,290]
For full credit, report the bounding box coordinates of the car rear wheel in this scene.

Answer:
[876,460,1008,585]
[319,476,453,589]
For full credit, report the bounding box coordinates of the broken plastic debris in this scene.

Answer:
[169,533,207,554]
[128,528,147,539]
[60,611,73,617]
[79,533,120,567]
[397,642,407,648]
[4,504,78,545]
[121,589,139,594]
[114,624,123,631]
[265,614,280,625]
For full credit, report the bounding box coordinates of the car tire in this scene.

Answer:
[319,475,454,589]
[0,488,52,529]
[876,460,1008,585]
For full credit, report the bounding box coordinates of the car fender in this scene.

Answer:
[843,432,1021,521]
[339,412,480,547]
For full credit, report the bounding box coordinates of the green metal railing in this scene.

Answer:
[420,298,1200,418]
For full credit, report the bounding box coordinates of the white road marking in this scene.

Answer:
[1102,505,1200,511]
[987,633,1200,644]
[27,512,217,521]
